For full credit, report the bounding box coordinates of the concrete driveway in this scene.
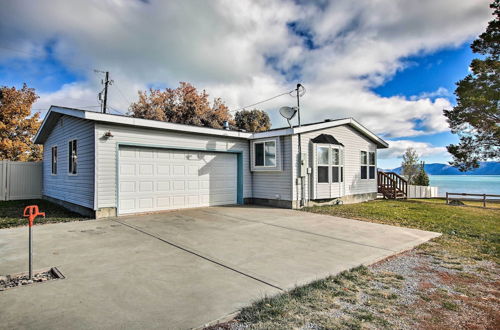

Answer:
[0,206,440,329]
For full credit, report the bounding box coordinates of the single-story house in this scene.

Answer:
[34,106,388,218]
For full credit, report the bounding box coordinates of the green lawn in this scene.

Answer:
[0,199,88,229]
[304,198,500,261]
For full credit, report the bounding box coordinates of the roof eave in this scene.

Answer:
[251,118,388,148]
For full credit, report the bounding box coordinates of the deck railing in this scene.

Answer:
[377,171,408,199]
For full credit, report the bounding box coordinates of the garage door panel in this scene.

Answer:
[139,181,154,192]
[120,181,136,192]
[157,165,170,175]
[119,147,237,214]
[157,181,170,191]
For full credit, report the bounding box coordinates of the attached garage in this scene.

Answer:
[35,107,388,218]
[118,146,238,215]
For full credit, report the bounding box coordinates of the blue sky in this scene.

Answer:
[0,0,492,169]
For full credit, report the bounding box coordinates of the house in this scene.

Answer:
[34,106,388,218]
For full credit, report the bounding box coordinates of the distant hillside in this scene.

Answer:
[383,161,500,175]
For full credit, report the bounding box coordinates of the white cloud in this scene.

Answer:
[379,139,447,159]
[410,87,452,101]
[0,0,491,137]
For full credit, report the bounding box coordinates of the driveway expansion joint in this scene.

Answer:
[200,209,397,253]
[109,218,284,291]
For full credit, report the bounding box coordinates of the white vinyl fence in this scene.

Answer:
[0,160,42,201]
[407,185,439,198]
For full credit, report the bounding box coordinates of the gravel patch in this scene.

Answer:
[0,269,58,290]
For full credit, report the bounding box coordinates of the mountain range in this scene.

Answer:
[383,161,500,175]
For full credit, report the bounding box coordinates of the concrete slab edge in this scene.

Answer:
[196,232,442,329]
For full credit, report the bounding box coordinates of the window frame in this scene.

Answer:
[369,151,376,179]
[360,150,376,180]
[316,144,343,184]
[68,139,78,175]
[253,139,277,168]
[51,146,57,175]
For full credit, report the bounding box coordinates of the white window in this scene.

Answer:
[361,151,376,179]
[51,146,57,175]
[317,146,329,183]
[68,140,77,175]
[317,145,343,183]
[254,140,276,167]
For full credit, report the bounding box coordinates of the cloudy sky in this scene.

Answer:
[0,0,493,168]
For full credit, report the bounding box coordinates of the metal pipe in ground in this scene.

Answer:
[29,225,32,280]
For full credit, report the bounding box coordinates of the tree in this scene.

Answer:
[413,161,430,186]
[443,0,500,171]
[0,84,42,161]
[234,109,271,132]
[129,82,233,129]
[401,148,420,184]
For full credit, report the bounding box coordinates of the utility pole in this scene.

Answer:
[296,83,302,127]
[296,83,305,207]
[102,71,110,114]
[95,70,113,114]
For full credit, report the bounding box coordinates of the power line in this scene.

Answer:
[108,105,127,115]
[113,82,132,105]
[230,89,296,113]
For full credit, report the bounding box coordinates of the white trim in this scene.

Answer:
[253,139,277,168]
[35,107,388,148]
[93,123,98,210]
[250,137,282,172]
[68,139,78,176]
[51,145,58,176]
[252,118,388,148]
[360,150,376,180]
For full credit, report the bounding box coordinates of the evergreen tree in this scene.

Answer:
[443,0,500,171]
[413,162,430,186]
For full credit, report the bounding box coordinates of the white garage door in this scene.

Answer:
[118,146,237,215]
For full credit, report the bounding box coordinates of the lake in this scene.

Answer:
[429,175,500,196]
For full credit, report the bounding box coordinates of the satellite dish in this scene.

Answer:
[279,106,298,128]
[279,106,297,120]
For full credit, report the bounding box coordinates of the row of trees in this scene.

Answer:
[128,82,271,132]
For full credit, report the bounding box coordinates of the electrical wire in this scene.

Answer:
[230,89,296,113]
[107,105,127,115]
[2,44,306,117]
[113,82,132,105]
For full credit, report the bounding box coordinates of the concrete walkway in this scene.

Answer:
[0,206,440,329]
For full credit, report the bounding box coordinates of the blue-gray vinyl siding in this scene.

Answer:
[42,116,95,209]
[251,135,293,201]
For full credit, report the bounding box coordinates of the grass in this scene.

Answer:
[304,198,500,262]
[0,199,88,229]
